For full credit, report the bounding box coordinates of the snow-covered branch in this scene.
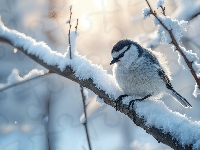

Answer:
[145,0,200,95]
[140,0,200,49]
[0,19,200,150]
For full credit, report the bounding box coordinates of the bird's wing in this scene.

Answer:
[157,69,173,89]
[143,49,173,89]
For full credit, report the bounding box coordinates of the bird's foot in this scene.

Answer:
[115,94,128,111]
[128,94,152,110]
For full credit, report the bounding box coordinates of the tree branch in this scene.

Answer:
[146,0,200,89]
[0,71,51,92]
[189,12,200,21]
[0,32,196,150]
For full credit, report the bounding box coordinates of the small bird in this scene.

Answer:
[110,39,192,109]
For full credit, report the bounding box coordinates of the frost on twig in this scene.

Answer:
[156,0,164,8]
[142,7,151,20]
[154,16,187,44]
[66,8,91,149]
[0,16,200,149]
[67,5,73,59]
[156,0,165,16]
[145,0,200,96]
[193,84,200,97]
[139,0,200,50]
[0,68,48,92]
[66,5,79,60]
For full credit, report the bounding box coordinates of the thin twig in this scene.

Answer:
[67,8,91,149]
[0,71,51,92]
[80,86,92,150]
[145,0,200,89]
[75,19,79,34]
[68,7,72,59]
[190,12,200,21]
[160,6,166,16]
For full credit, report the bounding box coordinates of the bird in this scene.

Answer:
[110,39,192,110]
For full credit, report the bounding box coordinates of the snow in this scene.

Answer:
[177,52,189,70]
[193,84,200,98]
[0,68,44,89]
[0,16,200,148]
[0,18,122,99]
[121,95,200,147]
[80,114,86,124]
[66,19,70,24]
[157,0,164,8]
[154,16,187,44]
[70,31,78,58]
[130,140,165,150]
[149,11,200,98]
[180,46,199,62]
[142,7,151,20]
[96,96,104,104]
[69,5,72,9]
[192,62,200,76]
[72,56,123,98]
[83,88,89,100]
[140,0,200,49]
[122,97,200,148]
[13,48,17,53]
[177,46,200,80]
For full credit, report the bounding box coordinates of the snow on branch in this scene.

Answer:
[140,0,200,49]
[145,0,200,96]
[0,18,200,150]
[0,68,49,92]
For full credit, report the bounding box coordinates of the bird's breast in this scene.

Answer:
[113,62,166,97]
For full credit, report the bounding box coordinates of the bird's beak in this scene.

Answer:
[110,58,119,65]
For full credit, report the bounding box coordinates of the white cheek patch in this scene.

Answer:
[120,44,139,69]
[123,44,139,60]
[112,45,128,58]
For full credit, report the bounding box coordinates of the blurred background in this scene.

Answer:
[0,0,199,149]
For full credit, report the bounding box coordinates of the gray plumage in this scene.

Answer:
[111,39,192,108]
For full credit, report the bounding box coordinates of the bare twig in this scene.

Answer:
[75,19,79,33]
[160,6,166,16]
[145,0,200,89]
[0,71,51,92]
[67,11,91,149]
[68,7,72,59]
[190,12,200,21]
[80,86,92,150]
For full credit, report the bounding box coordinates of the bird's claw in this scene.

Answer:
[128,94,152,110]
[115,94,128,111]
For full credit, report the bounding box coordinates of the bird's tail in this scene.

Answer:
[169,88,192,108]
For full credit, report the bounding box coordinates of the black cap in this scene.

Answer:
[111,39,134,54]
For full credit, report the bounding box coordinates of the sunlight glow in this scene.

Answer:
[80,16,90,28]
[94,0,107,9]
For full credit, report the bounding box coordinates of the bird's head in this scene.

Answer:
[110,39,143,65]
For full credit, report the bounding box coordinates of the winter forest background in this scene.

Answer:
[0,0,200,149]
